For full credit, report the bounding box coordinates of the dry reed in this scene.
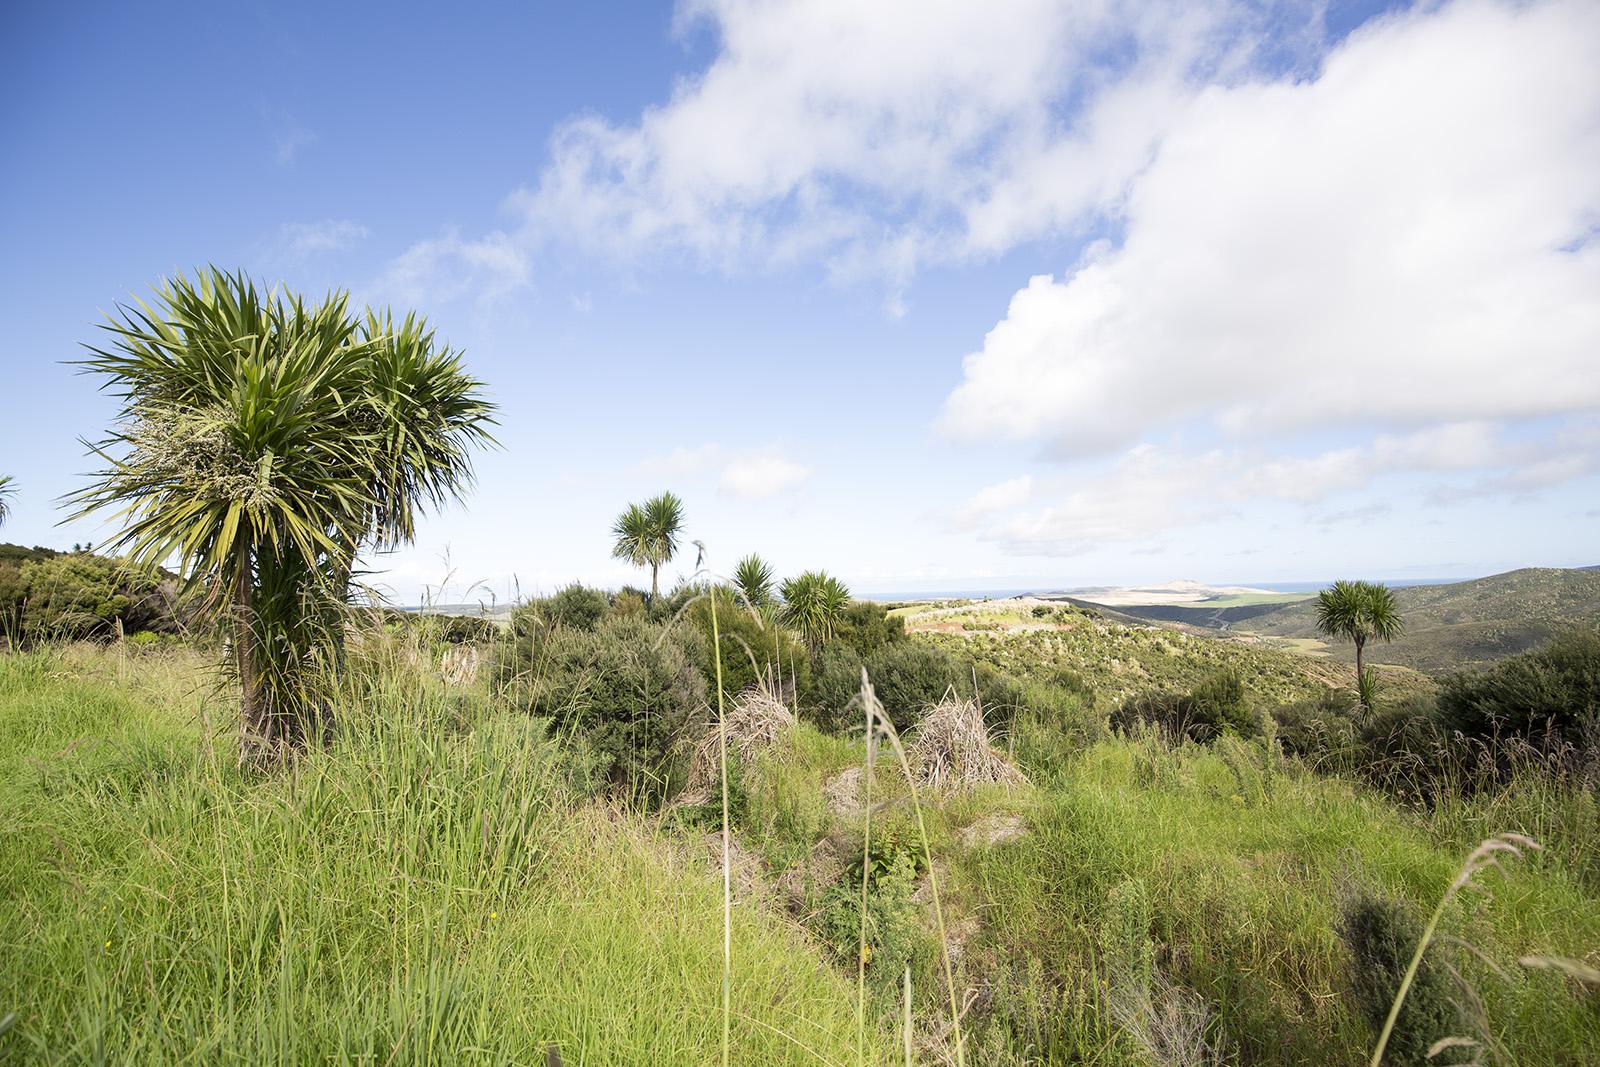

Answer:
[906,695,1027,792]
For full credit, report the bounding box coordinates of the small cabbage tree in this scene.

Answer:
[0,475,12,528]
[611,492,684,601]
[779,569,851,664]
[1314,579,1405,708]
[732,553,776,612]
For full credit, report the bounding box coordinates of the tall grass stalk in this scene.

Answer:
[857,667,966,1067]
[711,584,732,1067]
[856,685,876,1063]
[1370,833,1539,1067]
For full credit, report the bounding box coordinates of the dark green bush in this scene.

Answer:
[1338,892,1468,1066]
[813,641,867,732]
[830,600,908,658]
[1112,668,1263,743]
[1437,626,1600,751]
[539,583,611,632]
[1272,687,1361,760]
[813,639,968,735]
[434,615,499,644]
[687,586,811,702]
[496,615,707,802]
[1358,696,1450,795]
[1,552,177,642]
[862,641,973,734]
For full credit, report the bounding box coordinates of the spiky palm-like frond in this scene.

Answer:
[779,569,850,661]
[732,553,776,611]
[70,267,496,754]
[611,492,684,600]
[354,308,498,553]
[0,475,13,528]
[1314,579,1404,707]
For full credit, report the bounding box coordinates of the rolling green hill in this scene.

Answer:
[1228,568,1600,672]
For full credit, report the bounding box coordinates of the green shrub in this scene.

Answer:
[687,586,811,703]
[1358,696,1450,796]
[862,641,972,734]
[1112,668,1263,743]
[1272,688,1360,760]
[1437,626,1600,752]
[3,552,176,642]
[815,848,926,1011]
[434,614,499,644]
[1338,892,1468,1066]
[830,600,908,657]
[539,583,611,632]
[610,588,647,619]
[497,615,707,802]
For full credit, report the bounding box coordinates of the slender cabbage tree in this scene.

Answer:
[71,268,496,757]
[611,492,684,601]
[1314,579,1405,708]
[0,475,12,528]
[779,570,850,664]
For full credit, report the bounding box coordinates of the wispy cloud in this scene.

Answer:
[630,441,814,501]
[374,229,531,307]
[266,220,371,266]
[951,419,1600,556]
[265,110,318,166]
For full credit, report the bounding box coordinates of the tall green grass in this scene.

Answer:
[0,643,883,1065]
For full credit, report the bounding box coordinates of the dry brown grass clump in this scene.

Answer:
[680,685,797,797]
[907,695,1028,791]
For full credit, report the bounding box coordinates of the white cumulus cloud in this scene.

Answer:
[511,0,1313,279]
[938,0,1600,453]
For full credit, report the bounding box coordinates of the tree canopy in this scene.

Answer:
[611,492,685,600]
[1314,579,1404,707]
[71,267,496,755]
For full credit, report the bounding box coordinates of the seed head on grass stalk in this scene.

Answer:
[853,667,966,1067]
[1369,833,1541,1067]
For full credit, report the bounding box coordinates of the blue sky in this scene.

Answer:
[2,0,1596,603]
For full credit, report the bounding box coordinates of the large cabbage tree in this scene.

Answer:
[72,268,496,757]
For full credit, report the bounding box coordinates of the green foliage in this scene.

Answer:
[1272,687,1362,760]
[0,474,12,528]
[0,551,177,643]
[687,585,810,702]
[611,492,685,600]
[498,614,707,801]
[816,850,926,1010]
[830,600,909,658]
[858,641,970,734]
[1111,667,1264,743]
[539,582,611,632]
[779,570,851,660]
[1338,893,1467,1066]
[1437,626,1600,750]
[731,553,776,611]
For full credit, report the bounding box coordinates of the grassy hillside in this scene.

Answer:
[900,600,1425,705]
[0,646,881,1066]
[4,641,1596,1066]
[1225,568,1600,672]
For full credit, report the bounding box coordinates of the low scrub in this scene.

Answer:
[1110,667,1265,743]
[495,613,708,801]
